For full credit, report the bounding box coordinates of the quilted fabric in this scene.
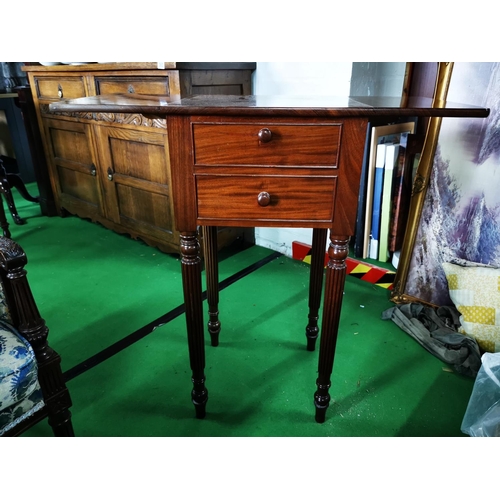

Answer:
[443,261,500,353]
[0,319,43,435]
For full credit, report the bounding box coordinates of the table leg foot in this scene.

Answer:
[306,324,319,352]
[315,408,327,424]
[195,404,206,419]
[314,379,331,423]
[192,378,208,419]
[208,319,220,347]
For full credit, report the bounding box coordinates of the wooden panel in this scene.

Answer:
[196,174,337,222]
[57,166,101,205]
[43,117,103,215]
[167,115,198,231]
[48,125,93,166]
[95,77,170,96]
[179,69,253,97]
[108,136,169,185]
[193,123,341,167]
[191,84,244,95]
[116,184,172,230]
[94,124,175,242]
[34,76,86,100]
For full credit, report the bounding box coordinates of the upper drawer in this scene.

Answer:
[94,76,170,96]
[34,76,86,100]
[192,123,341,167]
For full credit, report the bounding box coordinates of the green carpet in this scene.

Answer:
[8,184,475,437]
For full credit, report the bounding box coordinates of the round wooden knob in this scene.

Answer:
[257,191,271,207]
[258,128,272,143]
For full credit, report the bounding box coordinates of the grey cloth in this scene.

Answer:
[382,303,482,378]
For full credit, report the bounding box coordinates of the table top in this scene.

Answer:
[49,94,490,119]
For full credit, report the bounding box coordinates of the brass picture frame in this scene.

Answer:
[390,62,454,305]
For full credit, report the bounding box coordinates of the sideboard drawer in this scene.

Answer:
[192,123,341,167]
[196,174,337,222]
[94,76,170,96]
[34,76,86,100]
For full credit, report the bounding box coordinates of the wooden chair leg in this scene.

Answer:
[0,184,24,225]
[0,236,74,436]
[0,192,10,237]
[43,358,75,437]
[7,172,40,203]
[0,156,40,225]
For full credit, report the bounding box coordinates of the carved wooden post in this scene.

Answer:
[0,237,74,435]
[180,231,208,418]
[305,228,327,351]
[202,225,220,346]
[314,234,350,423]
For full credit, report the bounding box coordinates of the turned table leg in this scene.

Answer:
[305,228,328,351]
[202,225,220,347]
[180,231,208,419]
[314,234,350,423]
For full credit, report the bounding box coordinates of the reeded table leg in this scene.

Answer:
[314,234,350,423]
[202,225,220,346]
[305,228,328,351]
[180,231,208,419]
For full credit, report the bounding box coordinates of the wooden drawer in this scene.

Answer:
[196,174,337,223]
[192,123,341,167]
[34,76,86,100]
[94,76,170,96]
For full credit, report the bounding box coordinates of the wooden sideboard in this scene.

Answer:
[22,63,256,253]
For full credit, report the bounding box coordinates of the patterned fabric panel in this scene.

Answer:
[0,283,11,323]
[0,320,40,412]
[0,386,44,436]
[443,261,500,353]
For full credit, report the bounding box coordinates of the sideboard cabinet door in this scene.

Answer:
[95,124,178,251]
[43,116,105,219]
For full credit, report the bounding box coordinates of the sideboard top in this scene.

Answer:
[22,62,257,73]
[49,93,490,119]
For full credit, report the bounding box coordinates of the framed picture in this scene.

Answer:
[392,62,500,306]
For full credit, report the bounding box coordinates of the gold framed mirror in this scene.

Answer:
[390,62,454,305]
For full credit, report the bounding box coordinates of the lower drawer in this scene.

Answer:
[196,174,337,223]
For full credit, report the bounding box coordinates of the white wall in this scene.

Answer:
[252,62,353,257]
[253,62,353,96]
[252,62,407,257]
